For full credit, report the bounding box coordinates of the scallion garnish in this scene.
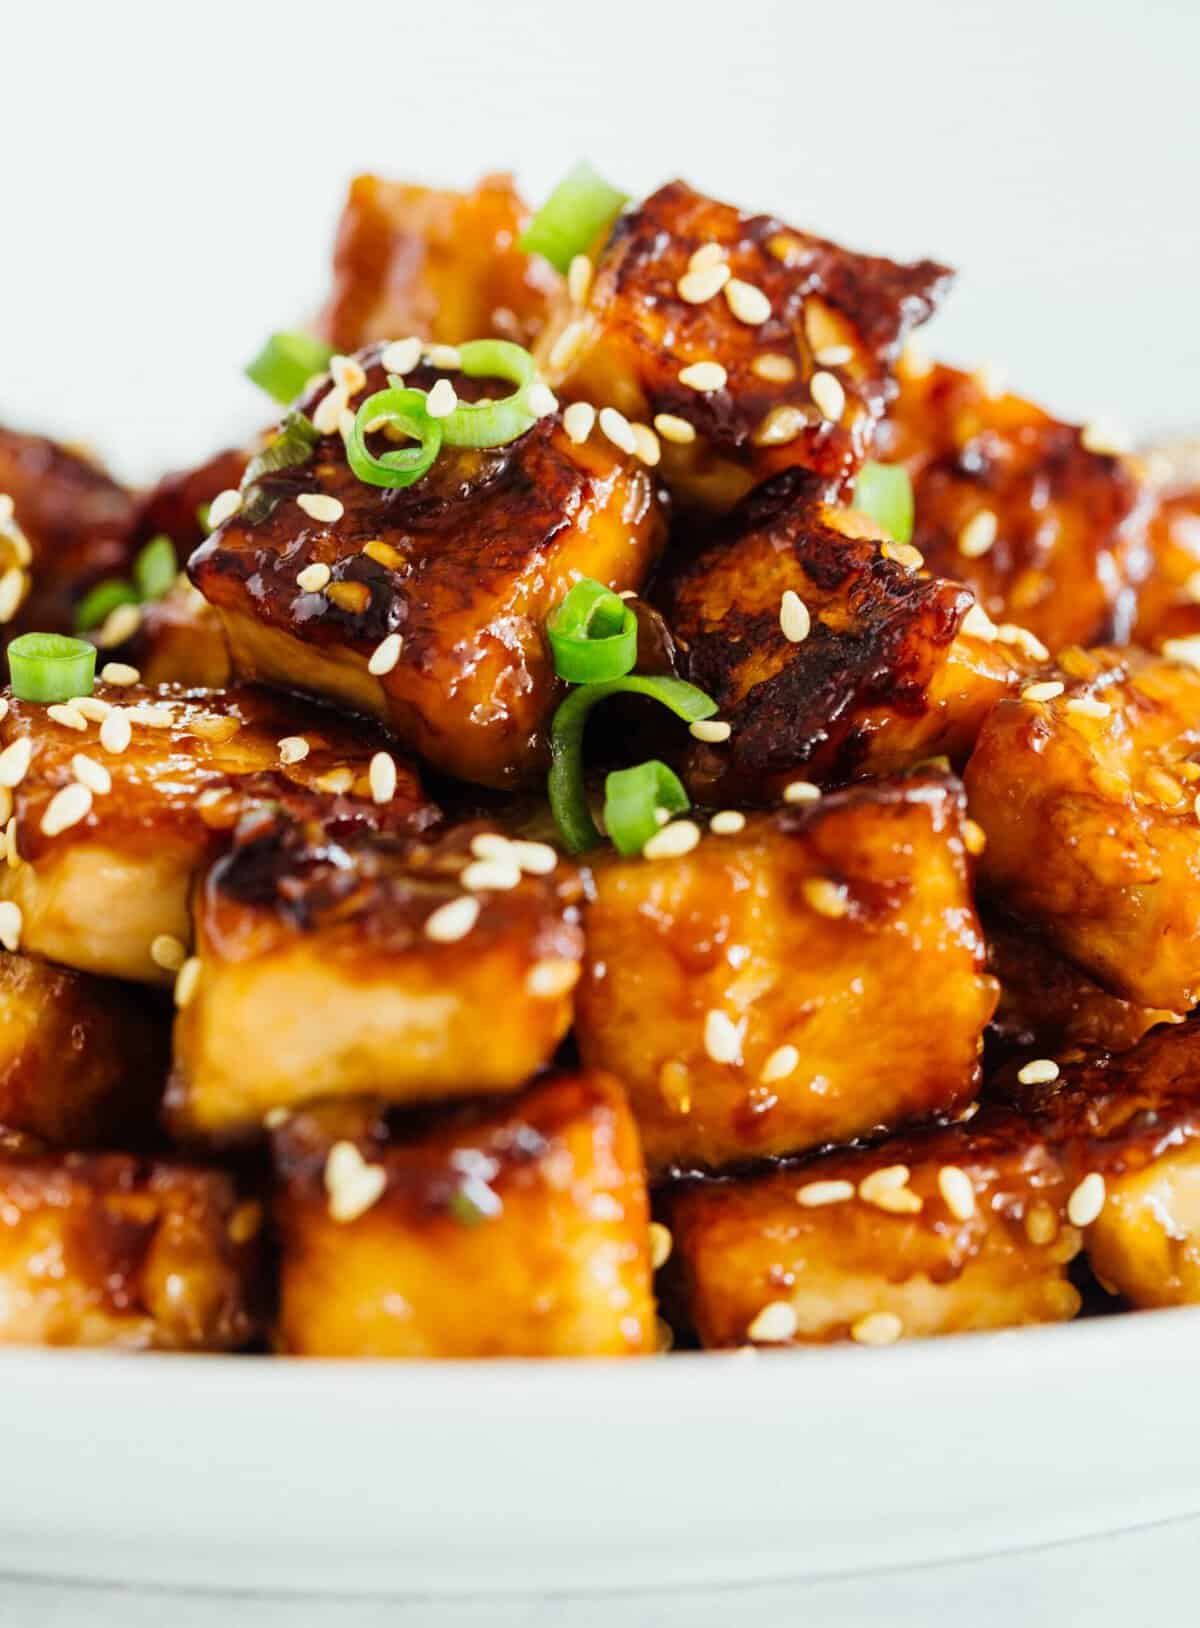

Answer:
[519,161,628,273]
[604,759,691,857]
[438,340,539,449]
[239,412,322,522]
[132,535,177,602]
[345,382,443,490]
[852,462,914,545]
[75,579,140,634]
[245,331,335,405]
[8,633,97,703]
[546,578,637,684]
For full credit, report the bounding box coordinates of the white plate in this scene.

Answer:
[3,1307,1199,1596]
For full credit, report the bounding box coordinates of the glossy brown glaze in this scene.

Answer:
[576,776,996,1173]
[1130,443,1200,649]
[537,180,951,511]
[190,347,667,788]
[271,1071,654,1357]
[660,473,1032,803]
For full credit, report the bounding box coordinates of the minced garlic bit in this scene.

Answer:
[207,488,243,529]
[746,1300,797,1344]
[598,406,636,455]
[324,1140,387,1224]
[653,412,696,445]
[1067,1171,1106,1228]
[689,719,731,743]
[367,633,403,677]
[702,1008,742,1065]
[150,934,187,973]
[709,810,746,835]
[526,958,581,999]
[779,589,810,644]
[796,1178,854,1208]
[0,901,21,953]
[938,1165,976,1222]
[850,1311,903,1347]
[649,1221,673,1271]
[423,894,481,943]
[678,360,727,393]
[958,509,998,559]
[642,818,701,860]
[1017,1057,1060,1085]
[562,401,596,445]
[296,562,332,593]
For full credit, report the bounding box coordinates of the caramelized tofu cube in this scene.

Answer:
[317,172,561,352]
[0,683,435,984]
[190,348,666,788]
[660,473,1033,804]
[664,1111,1079,1347]
[965,647,1200,1011]
[0,954,168,1145]
[537,180,951,511]
[168,816,582,1139]
[130,579,232,689]
[0,1151,260,1348]
[1131,441,1200,650]
[877,362,1154,652]
[271,1072,654,1358]
[575,776,996,1173]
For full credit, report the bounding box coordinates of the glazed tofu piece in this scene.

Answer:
[537,179,951,511]
[168,814,583,1139]
[663,1110,1080,1348]
[965,646,1200,1012]
[0,682,435,983]
[0,954,168,1145]
[876,361,1154,652]
[0,1150,260,1348]
[317,172,561,352]
[190,347,666,788]
[133,446,248,554]
[1131,440,1200,650]
[575,776,996,1173]
[130,580,232,689]
[660,472,1034,805]
[271,1072,654,1358]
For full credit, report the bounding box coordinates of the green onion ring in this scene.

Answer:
[546,579,637,683]
[75,578,140,634]
[132,535,178,602]
[520,161,629,274]
[345,384,443,490]
[852,461,914,545]
[438,340,540,449]
[604,759,691,856]
[8,633,97,703]
[245,331,334,405]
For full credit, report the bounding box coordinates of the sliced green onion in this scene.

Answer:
[548,676,716,854]
[196,502,212,534]
[8,633,97,702]
[345,383,443,490]
[245,331,334,405]
[546,579,637,683]
[852,461,914,545]
[75,578,139,633]
[133,534,177,602]
[439,340,539,449]
[519,161,629,273]
[239,412,322,522]
[604,760,690,857]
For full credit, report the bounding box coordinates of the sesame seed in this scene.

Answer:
[882,540,924,571]
[174,956,201,1008]
[746,1301,797,1343]
[1145,766,1184,806]
[296,563,331,594]
[724,278,771,325]
[424,894,482,943]
[3,817,19,868]
[99,662,139,686]
[0,570,25,625]
[1081,420,1130,456]
[679,361,727,392]
[783,781,821,805]
[810,370,845,422]
[527,381,558,417]
[470,832,513,861]
[796,1178,855,1207]
[330,353,367,395]
[859,1166,910,1204]
[779,589,810,643]
[380,337,422,375]
[0,901,20,952]
[962,818,987,856]
[631,423,661,467]
[0,738,32,788]
[46,703,87,732]
[710,810,746,835]
[703,1008,742,1065]
[958,510,998,558]
[507,839,559,875]
[851,1312,903,1347]
[70,755,111,795]
[128,704,176,729]
[314,768,355,795]
[814,344,854,367]
[207,488,243,529]
[688,243,726,273]
[649,1221,673,1270]
[1162,636,1200,670]
[761,1043,800,1082]
[872,1186,924,1215]
[678,261,731,303]
[938,1165,976,1221]
[324,1140,387,1224]
[150,933,187,972]
[1067,1171,1106,1228]
[996,623,1050,662]
[753,405,808,447]
[526,958,581,999]
[0,788,10,827]
[598,406,636,455]
[548,321,587,375]
[1025,1203,1058,1246]
[1017,1057,1060,1085]
[263,1106,291,1129]
[751,352,797,383]
[563,402,596,444]
[461,857,522,892]
[652,412,696,445]
[0,496,10,523]
[1022,680,1065,703]
[425,378,458,419]
[96,603,141,648]
[690,719,731,743]
[312,385,349,436]
[369,751,397,805]
[567,254,593,304]
[99,710,132,754]
[297,493,344,524]
[961,603,997,641]
[642,818,701,860]
[425,344,462,370]
[367,633,403,676]
[1064,696,1112,719]
[71,696,110,722]
[40,781,92,836]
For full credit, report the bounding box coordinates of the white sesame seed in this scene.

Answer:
[962,818,987,856]
[810,370,845,422]
[207,488,243,529]
[761,1043,800,1082]
[3,817,20,869]
[1067,1171,1106,1228]
[961,603,997,641]
[851,1311,903,1346]
[653,412,697,445]
[95,603,141,648]
[40,781,92,836]
[779,589,811,643]
[324,1140,387,1224]
[631,423,661,467]
[751,352,797,383]
[859,1165,910,1203]
[297,493,344,524]
[424,378,457,419]
[746,1301,797,1343]
[709,810,746,835]
[0,496,10,523]
[330,353,367,395]
[783,781,822,805]
[461,857,522,892]
[996,623,1050,662]
[958,510,999,558]
[99,709,132,754]
[425,344,462,370]
[703,1008,743,1065]
[649,1221,673,1270]
[99,662,139,686]
[507,839,558,875]
[0,569,25,625]
[296,562,332,594]
[71,696,111,721]
[315,768,355,795]
[1064,696,1112,719]
[526,958,581,999]
[882,540,925,571]
[368,633,403,677]
[365,751,394,805]
[796,1178,854,1207]
[688,243,726,274]
[567,254,593,304]
[424,894,481,943]
[814,344,854,366]
[470,832,514,862]
[690,719,731,743]
[127,704,175,729]
[562,402,596,444]
[548,321,588,373]
[0,788,10,828]
[312,384,349,436]
[0,901,21,952]
[753,405,809,448]
[380,337,422,375]
[70,755,111,795]
[598,406,636,455]
[724,278,772,325]
[150,933,187,972]
[677,262,731,304]
[174,956,202,1008]
[679,360,727,393]
[271,736,308,770]
[1081,420,1131,457]
[1162,636,1200,670]
[527,381,558,417]
[0,737,32,788]
[46,704,87,732]
[1022,680,1065,703]
[1017,1057,1060,1085]
[938,1166,976,1222]
[642,819,701,860]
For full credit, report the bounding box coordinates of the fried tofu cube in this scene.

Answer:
[1131,441,1200,649]
[660,473,1034,804]
[0,953,168,1145]
[190,347,666,788]
[877,362,1154,653]
[271,1072,654,1358]
[0,683,435,983]
[575,776,996,1173]
[168,816,582,1139]
[965,647,1200,1011]
[537,180,951,511]
[0,1150,261,1348]
[130,579,232,689]
[317,172,561,352]
[664,1110,1080,1347]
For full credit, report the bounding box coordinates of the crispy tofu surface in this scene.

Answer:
[190,348,666,788]
[575,776,996,1173]
[272,1072,654,1358]
[537,180,951,511]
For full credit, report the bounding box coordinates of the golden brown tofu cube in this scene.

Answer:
[130,579,232,689]
[537,180,951,511]
[190,347,666,788]
[877,361,1154,653]
[168,815,582,1139]
[575,776,996,1173]
[1131,441,1200,650]
[272,1072,654,1358]
[0,1150,261,1348]
[0,953,168,1145]
[660,473,1034,805]
[664,1111,1080,1347]
[0,683,435,983]
[317,172,561,352]
[965,646,1200,1012]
